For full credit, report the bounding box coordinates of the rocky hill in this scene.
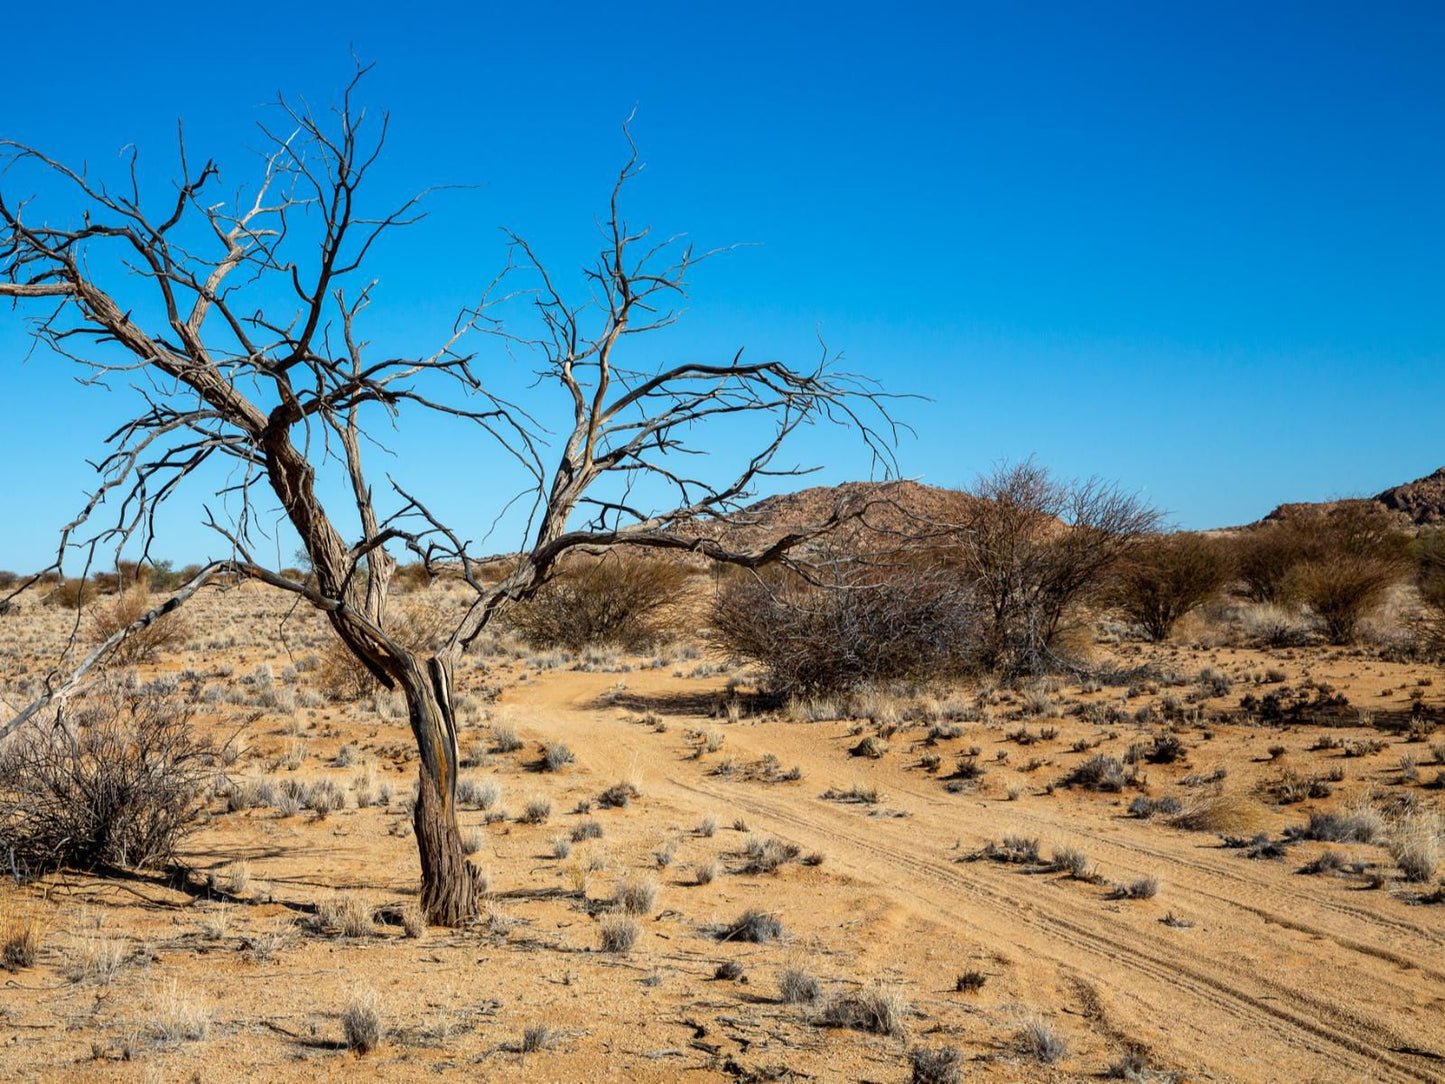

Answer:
[1259,466,1445,528]
[1374,467,1445,525]
[685,479,975,553]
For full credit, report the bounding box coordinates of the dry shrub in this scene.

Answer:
[48,577,99,609]
[953,461,1159,673]
[1232,525,1316,604]
[1235,505,1409,644]
[1293,554,1404,645]
[598,915,640,953]
[910,1045,963,1084]
[317,599,453,701]
[154,978,212,1043]
[0,676,219,875]
[342,987,384,1053]
[89,589,193,664]
[709,560,977,697]
[508,554,688,652]
[1389,810,1441,883]
[1167,790,1266,833]
[817,985,910,1038]
[0,895,47,970]
[1413,530,1445,655]
[1109,533,1233,641]
[316,893,375,937]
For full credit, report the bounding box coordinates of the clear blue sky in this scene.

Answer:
[2,1,1442,571]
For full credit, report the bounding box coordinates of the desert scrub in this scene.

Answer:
[1389,810,1441,882]
[741,835,802,873]
[153,978,212,1044]
[817,985,910,1038]
[316,894,374,937]
[0,676,220,875]
[0,896,46,970]
[541,742,575,772]
[719,910,784,943]
[342,987,384,1053]
[1108,875,1161,900]
[598,915,640,953]
[519,796,552,824]
[909,1045,963,1084]
[778,967,822,1003]
[1014,1016,1068,1063]
[615,874,658,916]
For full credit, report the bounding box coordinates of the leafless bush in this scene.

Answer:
[316,599,453,701]
[1109,533,1232,641]
[1237,505,1408,644]
[951,461,1159,673]
[1232,524,1315,604]
[0,677,220,874]
[509,555,688,652]
[89,589,193,665]
[709,559,977,697]
[1293,554,1405,645]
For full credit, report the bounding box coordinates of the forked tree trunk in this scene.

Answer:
[400,655,485,925]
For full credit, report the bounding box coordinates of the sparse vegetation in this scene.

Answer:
[599,915,640,953]
[818,985,910,1038]
[720,910,784,943]
[342,988,384,1053]
[509,555,689,652]
[0,676,220,875]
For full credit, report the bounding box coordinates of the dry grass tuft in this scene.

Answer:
[910,1045,963,1084]
[778,967,822,1003]
[817,984,910,1037]
[0,896,47,971]
[1168,790,1266,833]
[1013,1015,1068,1063]
[316,894,374,937]
[342,987,384,1053]
[598,915,640,954]
[616,874,658,916]
[153,978,212,1043]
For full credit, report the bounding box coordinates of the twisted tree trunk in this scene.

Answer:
[399,655,484,924]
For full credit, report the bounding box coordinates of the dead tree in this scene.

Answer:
[0,72,895,924]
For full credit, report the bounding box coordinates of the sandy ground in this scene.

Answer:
[1,584,1443,1083]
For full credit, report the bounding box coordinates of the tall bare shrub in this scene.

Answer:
[1110,533,1232,641]
[951,462,1158,672]
[1288,505,1409,644]
[509,556,689,652]
[90,589,193,666]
